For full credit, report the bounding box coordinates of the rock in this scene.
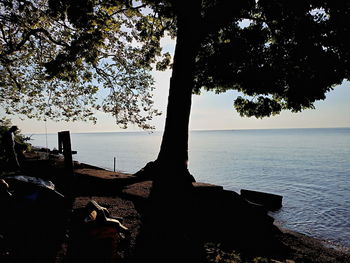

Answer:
[240,189,283,211]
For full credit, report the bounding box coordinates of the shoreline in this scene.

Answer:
[103,164,350,252]
[277,227,350,254]
[70,163,350,263]
[28,128,350,251]
[271,220,350,253]
[70,161,350,259]
[2,151,349,263]
[23,151,350,251]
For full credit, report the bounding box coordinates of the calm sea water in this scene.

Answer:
[30,128,350,247]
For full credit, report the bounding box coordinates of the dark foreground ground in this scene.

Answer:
[1,153,349,263]
[69,192,350,263]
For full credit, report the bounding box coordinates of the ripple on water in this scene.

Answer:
[273,182,350,247]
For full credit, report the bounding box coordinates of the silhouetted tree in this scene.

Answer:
[2,0,350,186]
[145,0,350,187]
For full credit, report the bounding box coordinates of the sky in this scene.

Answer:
[5,36,350,134]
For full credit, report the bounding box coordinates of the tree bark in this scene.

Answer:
[155,1,202,183]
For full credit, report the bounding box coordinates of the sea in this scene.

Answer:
[30,128,350,248]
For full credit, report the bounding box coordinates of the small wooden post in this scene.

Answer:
[58,131,73,172]
[58,131,75,237]
[113,157,116,172]
[58,132,63,154]
[58,131,74,199]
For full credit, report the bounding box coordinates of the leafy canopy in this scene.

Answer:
[145,0,350,118]
[192,0,350,117]
[1,0,350,125]
[0,0,172,129]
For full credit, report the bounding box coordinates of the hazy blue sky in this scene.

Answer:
[6,36,350,134]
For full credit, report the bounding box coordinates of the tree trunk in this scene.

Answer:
[155,1,202,184]
[132,5,206,261]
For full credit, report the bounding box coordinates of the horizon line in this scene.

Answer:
[26,126,350,135]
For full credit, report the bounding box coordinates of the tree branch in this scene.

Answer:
[3,28,70,56]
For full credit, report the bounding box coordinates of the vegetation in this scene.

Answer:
[2,3,350,262]
[0,0,168,129]
[143,0,350,184]
[1,0,350,183]
[205,243,279,263]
